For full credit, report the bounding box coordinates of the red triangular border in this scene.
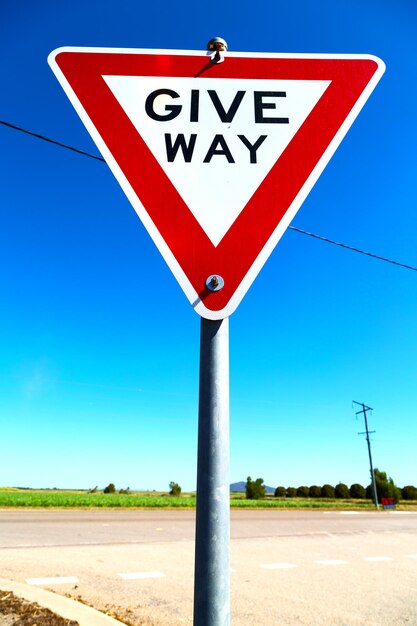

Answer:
[50,49,384,318]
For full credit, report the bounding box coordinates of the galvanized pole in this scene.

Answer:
[193,316,230,626]
[193,39,231,626]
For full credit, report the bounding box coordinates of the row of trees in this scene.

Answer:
[246,470,417,503]
[99,472,416,504]
[103,483,130,494]
[101,482,182,496]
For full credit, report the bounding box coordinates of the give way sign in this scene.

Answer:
[48,47,385,320]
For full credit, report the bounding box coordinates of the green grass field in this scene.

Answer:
[0,489,195,508]
[1,488,412,509]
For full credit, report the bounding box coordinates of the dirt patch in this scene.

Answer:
[0,590,79,626]
[65,593,153,626]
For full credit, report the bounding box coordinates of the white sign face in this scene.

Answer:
[104,76,330,246]
[48,48,385,319]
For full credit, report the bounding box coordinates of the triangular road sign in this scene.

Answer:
[48,47,385,319]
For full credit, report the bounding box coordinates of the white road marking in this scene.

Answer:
[338,511,363,515]
[12,541,125,548]
[388,511,417,515]
[315,560,348,566]
[26,576,79,585]
[118,571,165,580]
[364,556,393,562]
[261,563,297,570]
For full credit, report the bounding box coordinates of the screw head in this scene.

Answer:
[207,37,228,52]
[206,275,224,291]
[207,37,228,64]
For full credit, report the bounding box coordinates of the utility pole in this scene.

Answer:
[353,401,378,510]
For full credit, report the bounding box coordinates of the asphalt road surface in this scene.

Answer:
[1,509,417,625]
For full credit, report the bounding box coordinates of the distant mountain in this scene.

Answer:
[230,481,275,494]
[230,481,246,492]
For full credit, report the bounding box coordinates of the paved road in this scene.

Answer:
[1,509,417,625]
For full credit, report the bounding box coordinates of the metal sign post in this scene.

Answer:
[194,316,230,626]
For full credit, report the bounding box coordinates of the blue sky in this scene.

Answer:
[1,0,416,492]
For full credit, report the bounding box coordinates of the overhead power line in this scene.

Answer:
[2,118,416,274]
[288,226,417,272]
[0,119,105,162]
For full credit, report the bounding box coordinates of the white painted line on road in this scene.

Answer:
[364,556,393,562]
[323,511,363,515]
[13,541,122,548]
[315,560,348,566]
[261,563,297,570]
[388,511,417,515]
[26,576,79,586]
[339,512,363,515]
[118,571,165,580]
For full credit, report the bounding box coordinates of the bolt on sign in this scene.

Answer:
[48,47,385,319]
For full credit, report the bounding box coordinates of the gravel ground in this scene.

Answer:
[0,590,79,626]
